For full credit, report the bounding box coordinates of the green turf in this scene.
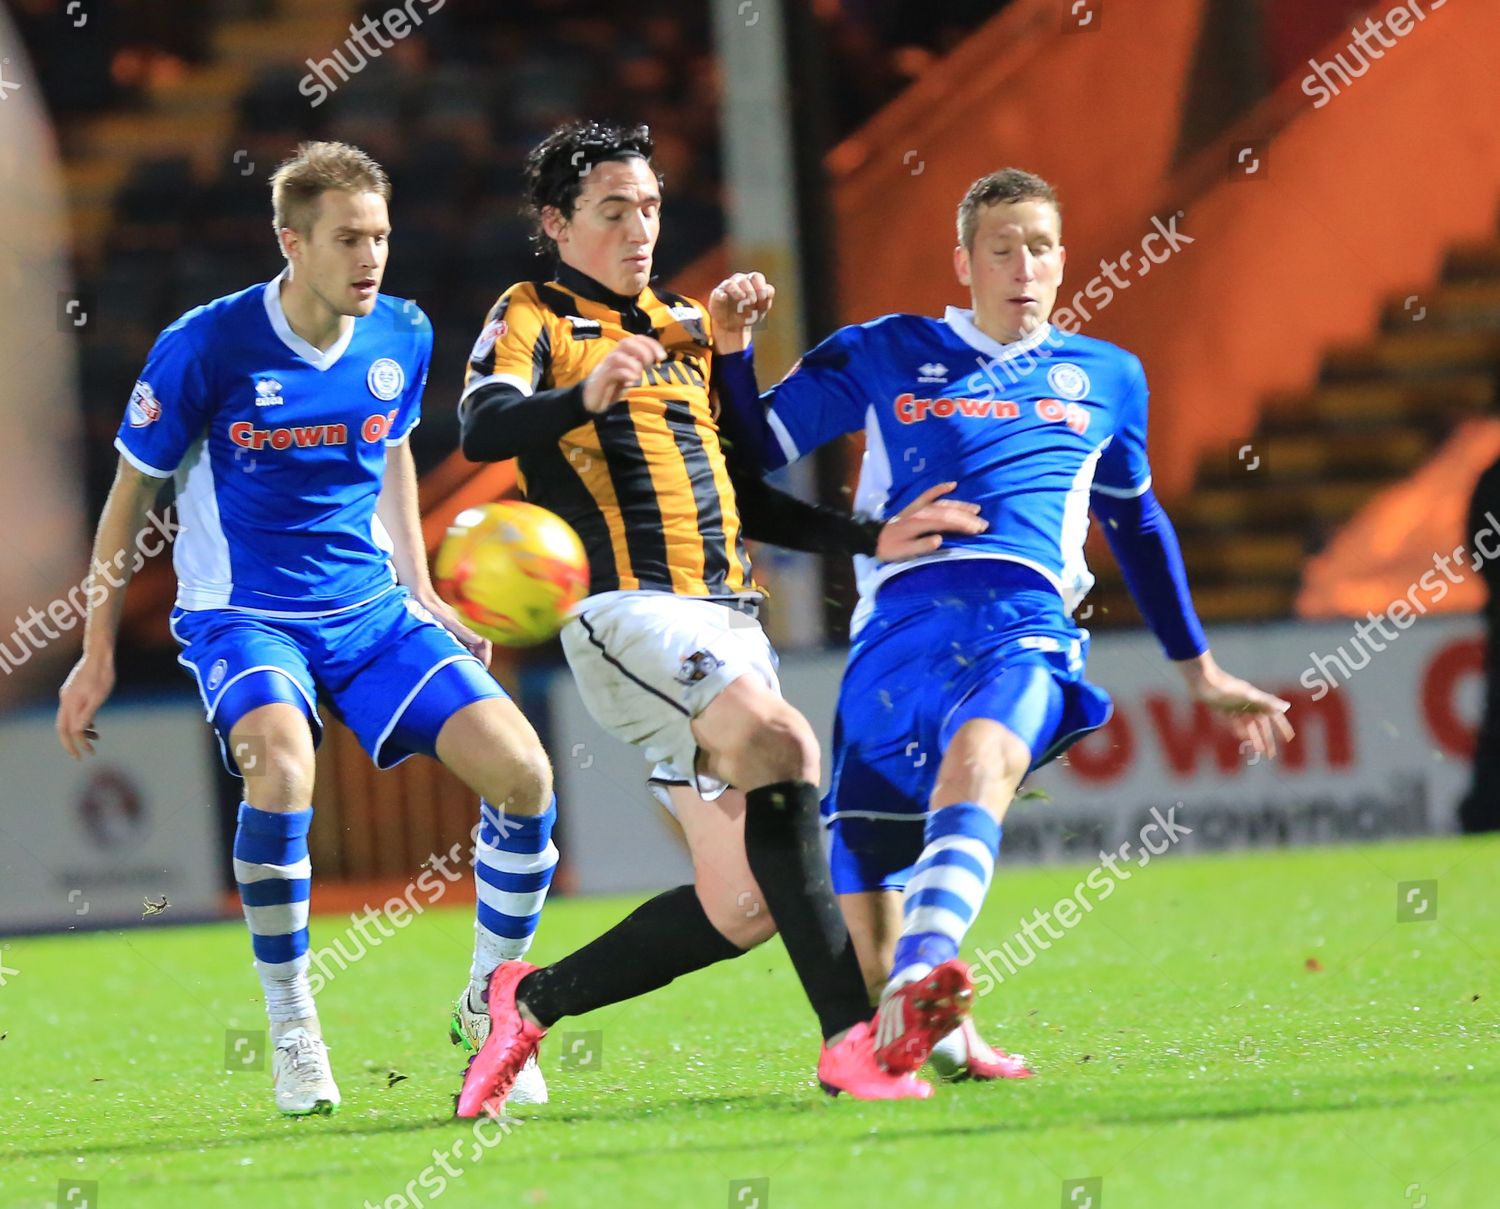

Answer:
[4,836,1500,1209]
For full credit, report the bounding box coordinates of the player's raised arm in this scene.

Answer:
[56,457,167,758]
[713,323,874,474]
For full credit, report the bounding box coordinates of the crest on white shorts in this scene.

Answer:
[675,649,724,686]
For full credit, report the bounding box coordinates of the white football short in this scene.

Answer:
[559,590,781,802]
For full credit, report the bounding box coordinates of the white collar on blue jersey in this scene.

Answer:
[263,268,358,372]
[943,306,1054,363]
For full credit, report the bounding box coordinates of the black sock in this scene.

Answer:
[516,884,742,1028]
[743,780,870,1040]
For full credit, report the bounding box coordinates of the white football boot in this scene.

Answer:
[272,1026,341,1116]
[926,1017,1033,1081]
[451,979,549,1105]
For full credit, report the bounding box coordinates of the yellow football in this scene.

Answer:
[434,501,590,647]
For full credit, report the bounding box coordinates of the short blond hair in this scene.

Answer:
[270,141,391,235]
[957,168,1059,250]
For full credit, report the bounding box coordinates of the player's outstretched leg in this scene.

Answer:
[229,704,340,1116]
[692,679,930,1099]
[454,781,927,1115]
[873,717,1030,1075]
[454,883,742,1117]
[435,697,558,1106]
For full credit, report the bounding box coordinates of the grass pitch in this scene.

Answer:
[3,836,1499,1209]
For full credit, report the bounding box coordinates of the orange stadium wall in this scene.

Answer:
[825,0,1500,499]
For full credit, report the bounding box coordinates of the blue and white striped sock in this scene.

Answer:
[469,795,558,994]
[233,802,316,1027]
[890,802,1000,985]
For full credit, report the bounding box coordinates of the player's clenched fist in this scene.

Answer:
[582,334,667,414]
[708,272,774,354]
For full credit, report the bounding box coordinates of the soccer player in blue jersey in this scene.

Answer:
[55,142,560,1115]
[714,168,1295,1077]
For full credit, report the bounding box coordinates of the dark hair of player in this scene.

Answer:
[522,120,658,259]
[956,168,1060,250]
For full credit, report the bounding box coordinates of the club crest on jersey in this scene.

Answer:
[667,303,709,346]
[127,380,162,427]
[675,649,724,686]
[254,378,284,407]
[568,317,602,340]
[367,358,405,401]
[1046,362,1091,400]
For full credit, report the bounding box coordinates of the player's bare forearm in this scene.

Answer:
[377,440,436,599]
[379,442,492,663]
[81,458,164,658]
[57,456,163,757]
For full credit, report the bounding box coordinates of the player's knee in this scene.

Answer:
[489,739,554,816]
[744,707,820,784]
[254,740,316,808]
[935,719,1030,806]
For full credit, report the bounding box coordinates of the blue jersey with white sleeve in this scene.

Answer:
[115,270,430,615]
[761,307,1151,635]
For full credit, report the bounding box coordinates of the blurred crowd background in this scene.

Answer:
[15,0,1373,524]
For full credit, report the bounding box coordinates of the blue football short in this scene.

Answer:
[170,585,507,776]
[824,560,1112,894]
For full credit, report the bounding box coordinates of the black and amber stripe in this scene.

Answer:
[503,269,754,599]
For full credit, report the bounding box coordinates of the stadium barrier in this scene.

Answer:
[0,700,220,932]
[549,615,1478,894]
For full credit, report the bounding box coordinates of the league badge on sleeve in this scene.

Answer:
[367,358,406,401]
[470,317,508,362]
[127,380,162,427]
